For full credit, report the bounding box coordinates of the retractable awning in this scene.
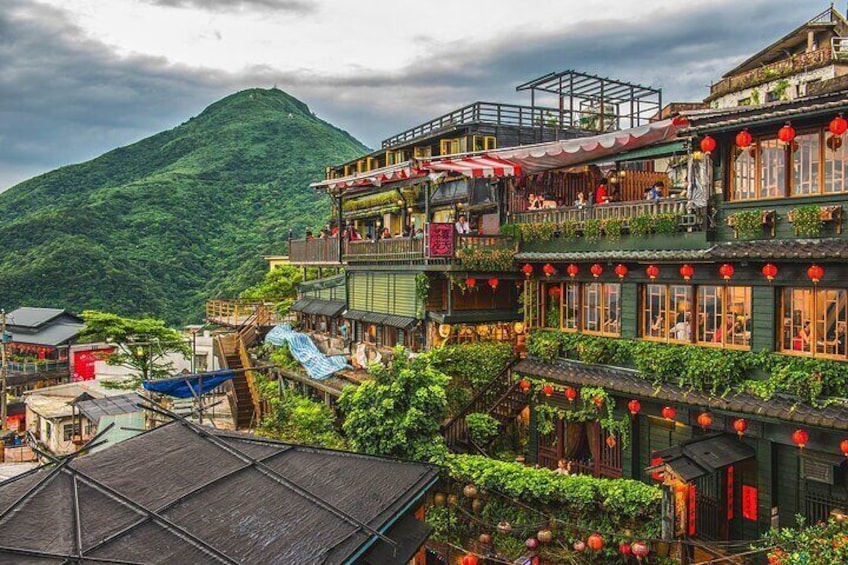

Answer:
[421,155,521,178]
[492,119,678,174]
[310,162,425,191]
[646,434,755,482]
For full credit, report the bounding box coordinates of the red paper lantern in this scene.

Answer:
[807,264,824,284]
[465,277,476,288]
[735,129,753,148]
[700,135,716,155]
[697,412,713,429]
[672,115,690,127]
[762,263,778,281]
[519,379,531,393]
[606,435,617,448]
[778,123,796,144]
[619,542,632,555]
[719,263,735,280]
[522,263,534,277]
[543,263,556,277]
[542,384,554,397]
[646,265,660,280]
[590,264,603,278]
[614,264,628,279]
[525,537,539,550]
[679,264,694,281]
[587,534,604,551]
[565,387,578,402]
[593,396,604,408]
[488,277,499,291]
[461,554,478,565]
[628,399,641,415]
[792,429,809,449]
[733,418,748,438]
[830,115,848,136]
[548,286,562,299]
[631,541,650,559]
[566,264,579,278]
[840,439,848,458]
[573,540,586,552]
[661,406,676,420]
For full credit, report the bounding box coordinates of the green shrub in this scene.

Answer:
[560,219,579,241]
[792,205,824,237]
[582,218,603,242]
[629,214,654,238]
[604,218,623,241]
[466,412,500,445]
[654,213,680,235]
[729,209,763,240]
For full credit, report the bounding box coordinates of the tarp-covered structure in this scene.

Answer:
[0,420,438,565]
[265,324,350,380]
[142,370,237,398]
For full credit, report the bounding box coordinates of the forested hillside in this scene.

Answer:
[0,88,368,324]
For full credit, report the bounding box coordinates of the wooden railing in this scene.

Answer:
[511,197,701,230]
[7,360,69,374]
[344,237,426,262]
[237,337,261,426]
[288,237,341,264]
[456,234,517,252]
[206,299,279,327]
[709,46,833,99]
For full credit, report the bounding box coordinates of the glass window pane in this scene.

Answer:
[782,288,813,354]
[563,283,579,330]
[792,132,820,195]
[669,285,693,342]
[816,289,847,359]
[825,134,848,193]
[603,284,621,336]
[733,147,756,200]
[584,283,601,333]
[697,285,722,344]
[726,287,752,348]
[760,139,785,199]
[643,284,667,338]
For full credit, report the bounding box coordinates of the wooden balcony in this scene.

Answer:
[510,198,701,231]
[205,300,281,328]
[288,237,341,265]
[344,237,426,263]
[7,360,69,375]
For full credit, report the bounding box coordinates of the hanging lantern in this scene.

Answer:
[497,521,512,535]
[461,554,478,565]
[488,277,499,291]
[631,541,650,559]
[646,265,660,280]
[465,277,477,288]
[661,406,676,420]
[593,396,604,408]
[590,263,604,278]
[542,384,554,397]
[566,264,579,278]
[733,418,748,438]
[700,135,717,155]
[619,542,632,555]
[679,264,694,281]
[522,263,534,277]
[792,429,809,449]
[606,435,617,448]
[841,439,848,458]
[525,538,539,550]
[828,135,844,151]
[830,115,848,136]
[573,540,586,553]
[548,286,562,298]
[762,263,778,281]
[543,263,556,277]
[479,533,492,545]
[778,123,796,144]
[807,264,825,284]
[587,534,604,551]
[735,129,753,148]
[463,484,478,498]
[628,399,641,415]
[565,387,578,402]
[519,378,531,393]
[537,529,553,544]
[719,263,735,280]
[697,412,713,430]
[614,264,628,279]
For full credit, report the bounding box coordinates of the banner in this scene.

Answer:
[428,222,455,257]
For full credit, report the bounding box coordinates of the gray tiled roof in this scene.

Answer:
[75,393,141,426]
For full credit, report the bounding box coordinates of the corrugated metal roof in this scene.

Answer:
[75,394,141,426]
[381,315,419,330]
[5,307,69,328]
[9,321,85,346]
[290,298,314,313]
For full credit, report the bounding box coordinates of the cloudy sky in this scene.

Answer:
[0,0,832,190]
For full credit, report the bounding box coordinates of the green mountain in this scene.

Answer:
[0,88,368,324]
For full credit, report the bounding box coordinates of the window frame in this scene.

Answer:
[780,287,848,360]
[582,282,621,337]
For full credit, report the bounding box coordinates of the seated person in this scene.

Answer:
[793,321,811,351]
[574,192,587,208]
[528,193,543,210]
[608,188,621,203]
[646,181,664,201]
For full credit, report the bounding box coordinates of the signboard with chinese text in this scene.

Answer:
[428,223,455,257]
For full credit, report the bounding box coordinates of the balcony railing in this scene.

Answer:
[288,237,341,265]
[457,234,517,252]
[206,300,280,327]
[7,360,69,374]
[708,46,834,100]
[344,237,426,262]
[510,198,701,230]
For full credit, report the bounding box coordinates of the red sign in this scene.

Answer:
[742,485,758,521]
[73,348,114,381]
[688,484,697,536]
[650,455,664,482]
[727,466,734,520]
[427,223,455,257]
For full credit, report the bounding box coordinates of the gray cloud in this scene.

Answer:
[143,0,317,14]
[0,0,828,191]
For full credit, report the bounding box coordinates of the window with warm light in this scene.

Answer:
[584,283,620,337]
[781,287,848,359]
[642,284,693,343]
[696,286,751,349]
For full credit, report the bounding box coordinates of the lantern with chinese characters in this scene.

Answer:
[590,264,603,278]
[679,264,694,281]
[587,534,604,551]
[778,123,796,144]
[808,264,824,284]
[519,379,531,393]
[830,115,848,136]
[841,439,848,458]
[700,135,716,155]
[614,264,628,279]
[465,277,476,289]
[734,418,748,438]
[697,412,713,430]
[628,399,641,415]
[792,429,809,449]
[567,264,579,278]
[542,384,554,397]
[565,387,578,402]
[543,263,556,277]
[646,265,660,280]
[661,406,676,420]
[488,277,499,291]
[522,263,534,277]
[762,263,778,281]
[735,129,753,148]
[719,263,735,280]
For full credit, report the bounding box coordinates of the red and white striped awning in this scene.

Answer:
[422,155,521,178]
[310,162,425,191]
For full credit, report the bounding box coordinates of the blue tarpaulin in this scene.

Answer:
[265,324,350,380]
[142,371,236,398]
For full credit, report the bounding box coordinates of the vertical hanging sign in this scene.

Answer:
[427,223,455,257]
[727,466,734,521]
[688,484,697,536]
[742,485,758,521]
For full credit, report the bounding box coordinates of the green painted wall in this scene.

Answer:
[348,272,419,318]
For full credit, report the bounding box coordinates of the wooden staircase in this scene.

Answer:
[441,358,525,451]
[213,306,270,430]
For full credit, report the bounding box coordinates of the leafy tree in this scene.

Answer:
[240,264,302,301]
[339,347,450,462]
[255,386,346,449]
[78,310,190,382]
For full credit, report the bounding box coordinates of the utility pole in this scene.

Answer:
[1,310,8,431]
